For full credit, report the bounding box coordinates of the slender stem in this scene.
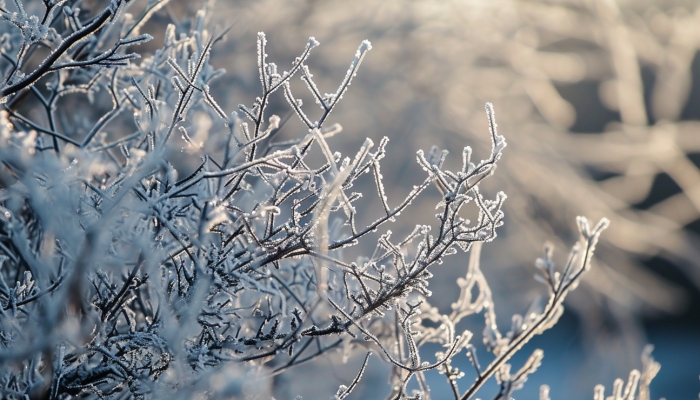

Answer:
[1,6,116,99]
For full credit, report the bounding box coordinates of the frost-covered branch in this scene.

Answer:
[0,2,661,399]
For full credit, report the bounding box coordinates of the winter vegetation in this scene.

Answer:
[0,0,689,399]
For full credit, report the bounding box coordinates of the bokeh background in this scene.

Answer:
[156,0,700,398]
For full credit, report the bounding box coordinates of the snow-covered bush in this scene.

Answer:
[0,1,659,398]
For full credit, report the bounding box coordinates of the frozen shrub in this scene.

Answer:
[213,1,700,359]
[0,1,658,399]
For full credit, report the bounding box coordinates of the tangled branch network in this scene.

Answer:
[0,1,661,399]
[214,1,700,358]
